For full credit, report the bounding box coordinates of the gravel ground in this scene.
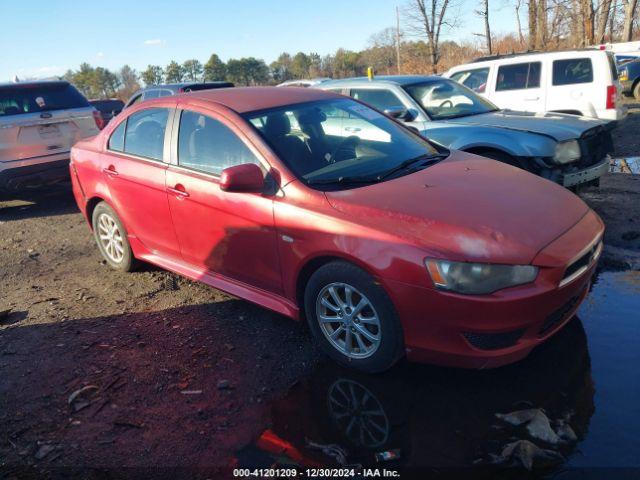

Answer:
[0,106,639,477]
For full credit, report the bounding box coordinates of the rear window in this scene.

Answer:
[552,58,594,85]
[0,83,89,117]
[496,62,541,91]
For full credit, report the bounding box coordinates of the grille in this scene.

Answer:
[539,290,584,336]
[463,330,524,351]
[577,127,613,168]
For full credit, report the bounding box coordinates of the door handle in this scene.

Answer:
[524,96,540,101]
[102,166,119,176]
[167,185,190,198]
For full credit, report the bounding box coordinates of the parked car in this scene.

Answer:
[618,58,640,101]
[89,98,124,125]
[277,78,331,88]
[124,81,234,109]
[443,49,626,121]
[70,87,603,373]
[0,80,101,192]
[316,75,613,188]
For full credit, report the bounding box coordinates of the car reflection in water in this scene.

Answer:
[235,317,594,474]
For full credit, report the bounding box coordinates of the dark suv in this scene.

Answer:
[124,82,234,109]
[89,98,124,125]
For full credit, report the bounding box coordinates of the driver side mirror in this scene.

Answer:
[220,163,264,193]
[384,106,414,122]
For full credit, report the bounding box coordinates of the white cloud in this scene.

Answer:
[96,52,105,58]
[13,65,65,80]
[143,39,163,46]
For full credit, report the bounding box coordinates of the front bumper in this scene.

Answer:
[562,158,609,187]
[0,156,70,191]
[387,210,604,369]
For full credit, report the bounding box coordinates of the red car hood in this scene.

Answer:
[324,153,590,265]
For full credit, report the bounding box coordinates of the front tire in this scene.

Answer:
[91,202,136,272]
[304,261,404,373]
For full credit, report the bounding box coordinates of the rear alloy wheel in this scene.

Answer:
[92,202,136,271]
[305,261,403,373]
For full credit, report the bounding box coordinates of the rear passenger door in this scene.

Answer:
[490,61,543,113]
[103,106,181,258]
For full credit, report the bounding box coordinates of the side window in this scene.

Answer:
[350,89,404,112]
[496,62,541,91]
[463,68,489,93]
[158,89,174,97]
[552,58,594,85]
[123,108,169,161]
[450,69,489,93]
[108,120,126,151]
[178,110,260,175]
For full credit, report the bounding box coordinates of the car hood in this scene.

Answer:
[324,152,590,265]
[441,110,606,142]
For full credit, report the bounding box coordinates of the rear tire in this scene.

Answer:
[91,202,136,272]
[634,82,640,102]
[304,261,404,373]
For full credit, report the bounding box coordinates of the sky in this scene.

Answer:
[0,0,519,82]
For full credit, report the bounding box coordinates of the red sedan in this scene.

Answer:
[69,87,603,372]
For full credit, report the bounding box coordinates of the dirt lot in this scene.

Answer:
[1,107,639,478]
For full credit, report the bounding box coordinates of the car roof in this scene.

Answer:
[183,86,343,113]
[140,81,232,92]
[0,80,71,89]
[456,48,608,68]
[320,75,439,87]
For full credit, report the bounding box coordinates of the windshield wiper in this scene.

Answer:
[377,153,448,180]
[306,175,382,186]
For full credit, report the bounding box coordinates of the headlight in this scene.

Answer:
[553,140,581,164]
[425,259,538,295]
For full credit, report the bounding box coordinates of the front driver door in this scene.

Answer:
[165,108,282,294]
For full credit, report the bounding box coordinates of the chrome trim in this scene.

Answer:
[559,240,602,288]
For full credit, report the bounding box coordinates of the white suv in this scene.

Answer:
[0,80,101,193]
[444,50,626,121]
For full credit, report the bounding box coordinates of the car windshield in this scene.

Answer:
[244,98,444,189]
[404,79,499,121]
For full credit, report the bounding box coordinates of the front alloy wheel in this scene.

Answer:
[316,283,381,359]
[304,261,404,373]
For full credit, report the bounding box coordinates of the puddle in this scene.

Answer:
[610,156,640,174]
[235,271,640,474]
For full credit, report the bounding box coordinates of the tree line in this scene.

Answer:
[61,0,639,100]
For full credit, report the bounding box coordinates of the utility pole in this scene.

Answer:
[396,6,402,74]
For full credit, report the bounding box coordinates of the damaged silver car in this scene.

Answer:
[315,75,614,188]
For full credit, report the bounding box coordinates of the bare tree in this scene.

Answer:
[474,0,492,54]
[536,0,547,48]
[622,0,638,40]
[581,0,595,45]
[596,0,614,42]
[404,0,458,73]
[515,0,526,45]
[528,0,537,49]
